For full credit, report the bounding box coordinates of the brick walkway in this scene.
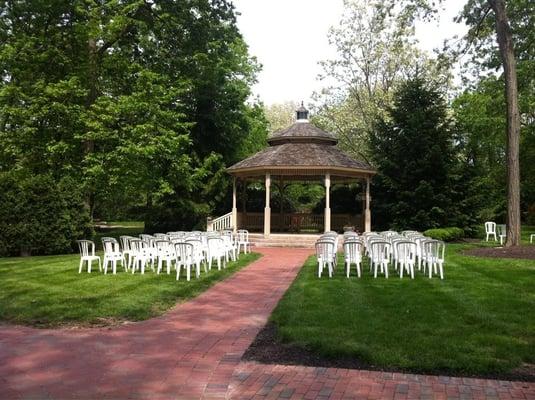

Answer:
[1,247,534,400]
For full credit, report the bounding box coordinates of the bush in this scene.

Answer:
[0,172,93,256]
[423,227,465,242]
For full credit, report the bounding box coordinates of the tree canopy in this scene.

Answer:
[0,0,267,254]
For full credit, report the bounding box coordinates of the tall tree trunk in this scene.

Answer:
[488,0,521,247]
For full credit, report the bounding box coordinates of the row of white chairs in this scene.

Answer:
[77,230,251,281]
[316,230,445,279]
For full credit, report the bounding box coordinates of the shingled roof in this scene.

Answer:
[227,105,375,177]
[267,122,338,144]
[228,143,371,171]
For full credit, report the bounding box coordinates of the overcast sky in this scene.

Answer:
[232,0,468,105]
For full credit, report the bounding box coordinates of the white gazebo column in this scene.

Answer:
[264,173,271,237]
[364,176,371,232]
[324,173,331,232]
[232,177,238,233]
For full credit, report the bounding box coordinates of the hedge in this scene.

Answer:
[0,172,93,256]
[423,227,465,242]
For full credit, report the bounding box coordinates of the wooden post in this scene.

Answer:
[365,176,371,232]
[232,177,237,233]
[206,216,214,232]
[264,173,271,237]
[324,173,331,232]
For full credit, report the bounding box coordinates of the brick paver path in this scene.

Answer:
[1,247,534,400]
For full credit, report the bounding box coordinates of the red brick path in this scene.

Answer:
[0,248,534,400]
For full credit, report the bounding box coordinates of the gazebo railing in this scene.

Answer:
[209,211,233,231]
[237,212,362,233]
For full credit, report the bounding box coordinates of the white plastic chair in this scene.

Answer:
[485,222,497,242]
[497,224,506,245]
[101,237,126,274]
[369,241,390,278]
[236,229,250,254]
[139,235,157,269]
[221,232,237,262]
[207,237,226,270]
[155,240,175,274]
[344,239,363,278]
[395,241,417,279]
[185,238,205,274]
[320,234,338,268]
[119,236,135,270]
[175,242,194,281]
[77,240,101,273]
[316,240,335,278]
[130,239,150,274]
[423,240,445,279]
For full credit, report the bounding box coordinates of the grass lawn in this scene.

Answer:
[0,251,260,327]
[269,241,535,378]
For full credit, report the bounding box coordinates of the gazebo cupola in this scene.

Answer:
[296,102,309,122]
[226,103,376,237]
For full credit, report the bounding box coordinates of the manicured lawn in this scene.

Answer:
[270,242,535,377]
[0,252,260,327]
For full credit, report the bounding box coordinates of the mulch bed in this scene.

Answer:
[243,322,535,382]
[464,245,535,260]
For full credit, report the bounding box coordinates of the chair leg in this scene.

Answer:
[79,259,84,273]
[186,263,191,281]
[384,262,388,278]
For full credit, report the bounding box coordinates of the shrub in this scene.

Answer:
[423,227,465,242]
[0,172,92,256]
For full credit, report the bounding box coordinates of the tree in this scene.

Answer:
[390,0,526,244]
[462,0,524,245]
[264,101,299,134]
[369,78,459,231]
[313,0,450,162]
[0,0,263,237]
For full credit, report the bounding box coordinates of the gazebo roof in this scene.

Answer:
[227,105,375,178]
[228,143,371,173]
[267,121,338,145]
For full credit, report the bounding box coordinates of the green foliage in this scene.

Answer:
[423,227,465,242]
[270,243,535,377]
[369,78,468,231]
[0,172,92,257]
[0,0,267,242]
[0,251,260,327]
[313,0,450,162]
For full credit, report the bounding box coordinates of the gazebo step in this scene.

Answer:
[248,233,343,248]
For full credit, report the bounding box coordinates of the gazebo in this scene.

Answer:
[224,105,376,237]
